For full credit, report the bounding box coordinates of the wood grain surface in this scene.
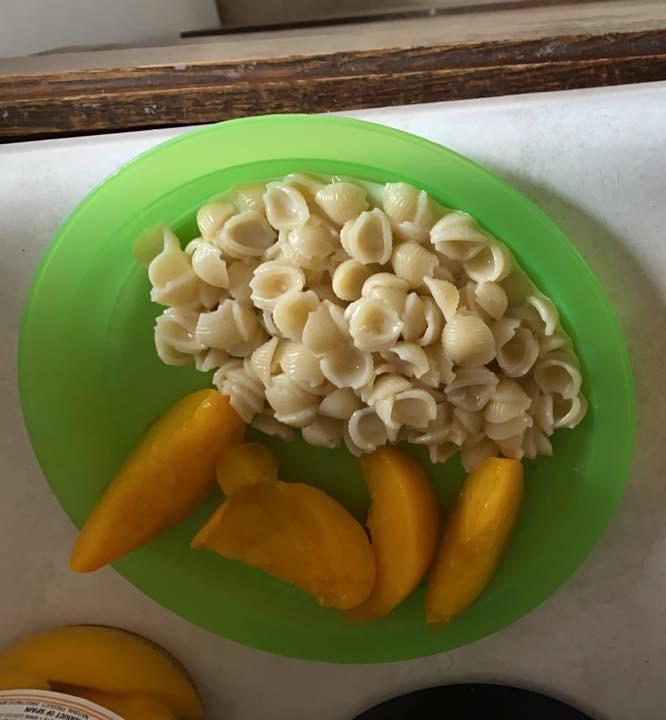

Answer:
[2,29,665,141]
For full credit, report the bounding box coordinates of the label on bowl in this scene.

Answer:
[0,690,122,719]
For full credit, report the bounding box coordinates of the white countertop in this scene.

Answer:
[2,82,666,720]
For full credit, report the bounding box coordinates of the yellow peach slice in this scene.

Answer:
[0,626,202,720]
[0,667,51,691]
[192,480,375,609]
[216,442,278,495]
[426,457,524,626]
[346,446,440,621]
[70,389,244,572]
[61,687,177,720]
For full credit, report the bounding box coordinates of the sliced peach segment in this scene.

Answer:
[192,480,375,609]
[70,389,244,572]
[62,687,177,720]
[0,626,202,720]
[426,457,524,627]
[0,667,51,691]
[346,446,440,621]
[216,441,278,495]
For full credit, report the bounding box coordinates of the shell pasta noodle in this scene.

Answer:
[139,173,587,471]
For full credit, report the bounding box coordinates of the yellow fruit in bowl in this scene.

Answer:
[192,480,376,610]
[426,457,524,627]
[346,446,440,621]
[70,389,244,572]
[0,626,203,720]
[0,667,51,691]
[216,441,278,495]
[58,687,177,719]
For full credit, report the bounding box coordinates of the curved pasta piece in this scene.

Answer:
[320,343,374,389]
[409,403,465,446]
[154,309,204,365]
[382,183,435,243]
[195,347,229,373]
[362,273,409,314]
[484,412,532,441]
[272,289,319,342]
[363,371,412,405]
[345,297,403,351]
[445,367,499,412]
[284,214,339,270]
[226,260,255,302]
[428,442,459,465]
[251,409,295,441]
[250,336,281,387]
[534,351,582,399]
[196,201,236,242]
[213,359,265,422]
[218,210,277,259]
[483,378,532,424]
[539,330,572,358]
[530,393,554,435]
[495,433,525,461]
[279,341,325,390]
[265,373,319,425]
[494,318,539,377]
[419,345,455,388]
[553,393,588,429]
[460,433,499,472]
[347,407,391,452]
[319,387,363,420]
[375,388,437,430]
[315,182,369,226]
[442,310,496,367]
[340,208,393,265]
[523,425,553,460]
[519,295,560,337]
[332,259,375,302]
[464,242,512,283]
[302,302,349,355]
[186,240,230,288]
[301,416,344,449]
[391,243,438,289]
[283,173,326,202]
[148,229,200,307]
[263,182,310,231]
[382,342,429,378]
[453,407,483,434]
[474,281,508,320]
[234,184,266,214]
[401,293,427,342]
[417,297,444,347]
[423,276,459,321]
[250,261,305,310]
[430,211,488,261]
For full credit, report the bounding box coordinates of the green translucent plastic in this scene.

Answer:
[18,115,634,662]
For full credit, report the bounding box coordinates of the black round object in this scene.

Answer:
[353,684,596,719]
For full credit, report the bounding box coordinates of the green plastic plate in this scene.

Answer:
[19,115,634,662]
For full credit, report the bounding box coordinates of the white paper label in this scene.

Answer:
[0,691,123,720]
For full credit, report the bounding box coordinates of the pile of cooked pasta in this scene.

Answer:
[140,174,586,471]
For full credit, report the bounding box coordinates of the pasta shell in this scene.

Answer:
[442,310,496,367]
[382,342,429,378]
[402,293,427,342]
[539,330,572,358]
[340,208,393,265]
[218,210,277,259]
[494,319,539,377]
[279,342,325,390]
[283,173,326,202]
[520,294,560,336]
[376,388,437,430]
[148,229,200,307]
[446,367,499,412]
[301,416,344,449]
[213,360,265,422]
[474,281,508,320]
[417,297,444,347]
[320,344,374,389]
[460,433,499,472]
[332,259,376,302]
[523,425,553,460]
[423,276,459,321]
[485,412,533,441]
[285,214,339,270]
[250,261,305,310]
[319,387,363,420]
[265,373,319,417]
[430,211,488,261]
[364,373,412,405]
[345,297,403,351]
[391,243,438,289]
[496,434,526,461]
[252,409,295,441]
[154,308,204,364]
[186,240,230,288]
[464,242,512,283]
[301,301,348,356]
[361,271,409,314]
[315,182,369,226]
[250,336,281,387]
[195,300,242,350]
[428,443,459,464]
[263,182,310,231]
[419,345,455,388]
[275,406,319,428]
[534,351,582,399]
[552,393,588,429]
[195,348,229,373]
[196,201,236,242]
[347,407,390,452]
[234,184,266,214]
[453,407,483,434]
[483,378,532,423]
[227,260,255,301]
[272,289,319,342]
[382,182,421,225]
